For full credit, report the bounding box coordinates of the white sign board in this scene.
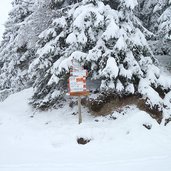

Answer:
[70,69,87,77]
[69,76,86,92]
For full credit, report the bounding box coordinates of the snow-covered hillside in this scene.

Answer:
[0,88,171,171]
[1,1,171,170]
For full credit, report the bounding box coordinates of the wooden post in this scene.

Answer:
[78,96,82,124]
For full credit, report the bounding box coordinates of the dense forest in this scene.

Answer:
[0,0,171,124]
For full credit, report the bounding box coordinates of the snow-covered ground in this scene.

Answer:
[0,88,171,171]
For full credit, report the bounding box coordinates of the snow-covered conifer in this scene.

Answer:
[156,4,171,55]
[1,0,171,122]
[0,0,34,100]
[0,0,57,100]
[136,0,171,55]
[28,0,171,116]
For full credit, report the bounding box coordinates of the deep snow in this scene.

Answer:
[0,88,171,171]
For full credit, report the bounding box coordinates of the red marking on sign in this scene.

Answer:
[68,65,89,96]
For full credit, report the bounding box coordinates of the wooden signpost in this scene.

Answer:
[68,62,89,124]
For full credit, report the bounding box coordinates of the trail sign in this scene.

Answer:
[68,62,89,124]
[68,67,89,96]
[69,76,86,93]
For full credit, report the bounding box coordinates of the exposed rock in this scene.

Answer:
[77,137,91,145]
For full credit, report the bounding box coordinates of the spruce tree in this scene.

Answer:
[136,0,169,32]
[1,0,171,123]
[29,0,171,120]
[136,0,171,55]
[0,0,58,100]
[0,0,34,100]
[156,2,171,55]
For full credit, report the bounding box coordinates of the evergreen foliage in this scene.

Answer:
[0,0,171,122]
[0,0,58,100]
[136,0,171,55]
[0,0,34,100]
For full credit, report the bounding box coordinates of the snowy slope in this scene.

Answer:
[0,89,171,171]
